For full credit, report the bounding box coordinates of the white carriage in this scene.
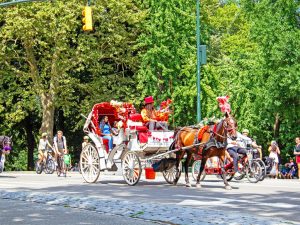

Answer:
[80,101,181,185]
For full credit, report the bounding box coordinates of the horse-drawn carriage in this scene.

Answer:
[80,101,180,185]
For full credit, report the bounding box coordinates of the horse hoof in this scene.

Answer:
[195,183,201,188]
[173,181,178,186]
[225,185,232,190]
[186,183,191,187]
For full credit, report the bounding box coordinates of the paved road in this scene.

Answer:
[0,199,158,225]
[0,172,299,224]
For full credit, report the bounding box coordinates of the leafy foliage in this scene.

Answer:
[0,0,299,169]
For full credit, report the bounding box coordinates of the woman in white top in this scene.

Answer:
[268,140,280,178]
[38,133,53,166]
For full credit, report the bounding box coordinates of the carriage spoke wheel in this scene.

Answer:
[162,161,182,184]
[191,160,206,181]
[122,152,141,186]
[80,144,101,183]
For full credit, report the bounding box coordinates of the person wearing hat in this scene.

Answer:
[82,136,90,149]
[242,129,262,159]
[141,96,168,130]
[37,132,53,166]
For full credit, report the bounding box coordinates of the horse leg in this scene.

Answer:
[196,157,207,188]
[185,153,192,187]
[220,153,232,190]
[173,151,183,185]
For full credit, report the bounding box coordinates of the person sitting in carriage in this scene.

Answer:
[99,116,113,152]
[141,96,169,131]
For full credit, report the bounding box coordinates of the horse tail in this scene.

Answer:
[169,140,176,150]
[169,127,182,150]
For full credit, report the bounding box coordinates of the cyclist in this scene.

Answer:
[226,131,249,177]
[53,130,68,176]
[37,133,53,167]
[241,129,262,159]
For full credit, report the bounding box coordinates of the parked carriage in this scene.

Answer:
[80,101,181,185]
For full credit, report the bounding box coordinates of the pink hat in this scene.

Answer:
[144,96,154,104]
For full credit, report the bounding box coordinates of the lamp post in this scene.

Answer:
[196,0,201,123]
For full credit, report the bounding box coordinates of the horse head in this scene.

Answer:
[214,112,237,142]
[223,112,237,139]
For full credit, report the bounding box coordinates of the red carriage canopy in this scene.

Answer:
[90,101,136,135]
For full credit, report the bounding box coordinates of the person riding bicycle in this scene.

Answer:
[37,133,53,166]
[53,130,68,175]
[241,129,262,159]
[226,131,250,177]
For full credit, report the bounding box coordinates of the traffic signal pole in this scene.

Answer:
[196,0,201,123]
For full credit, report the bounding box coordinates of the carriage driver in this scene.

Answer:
[141,96,168,131]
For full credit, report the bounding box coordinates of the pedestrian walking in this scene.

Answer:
[293,137,300,180]
[268,141,280,179]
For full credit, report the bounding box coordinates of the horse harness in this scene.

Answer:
[193,122,227,158]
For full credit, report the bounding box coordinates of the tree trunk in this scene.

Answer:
[273,113,280,141]
[58,109,65,132]
[24,116,35,170]
[40,93,55,139]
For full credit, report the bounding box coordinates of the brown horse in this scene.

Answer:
[171,112,237,189]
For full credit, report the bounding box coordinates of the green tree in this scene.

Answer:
[0,0,145,169]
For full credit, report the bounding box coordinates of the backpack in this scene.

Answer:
[54,135,65,149]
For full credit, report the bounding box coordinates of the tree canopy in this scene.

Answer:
[0,0,299,170]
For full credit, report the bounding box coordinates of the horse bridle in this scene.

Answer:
[212,117,236,140]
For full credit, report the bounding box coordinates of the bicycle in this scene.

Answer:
[35,149,56,174]
[192,149,263,183]
[251,149,267,181]
[225,149,263,183]
[56,153,67,177]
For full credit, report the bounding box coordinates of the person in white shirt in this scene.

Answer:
[37,133,53,166]
[241,129,262,159]
[226,131,249,177]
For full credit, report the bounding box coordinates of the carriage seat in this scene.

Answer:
[128,113,149,143]
[128,113,148,132]
[101,138,109,153]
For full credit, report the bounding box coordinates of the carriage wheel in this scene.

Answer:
[80,144,101,183]
[191,160,206,181]
[162,161,182,184]
[122,152,141,186]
